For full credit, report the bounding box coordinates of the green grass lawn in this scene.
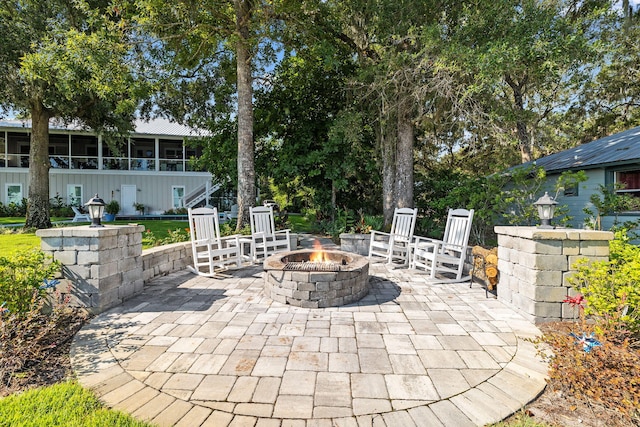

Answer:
[0,220,190,253]
[0,381,154,426]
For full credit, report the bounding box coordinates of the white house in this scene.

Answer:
[0,117,222,215]
[524,126,640,229]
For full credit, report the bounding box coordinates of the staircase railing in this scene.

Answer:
[183,181,221,208]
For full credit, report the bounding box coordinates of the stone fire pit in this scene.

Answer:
[263,249,370,308]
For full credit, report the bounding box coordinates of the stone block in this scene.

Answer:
[54,250,77,265]
[520,253,568,271]
[77,250,100,265]
[533,302,561,319]
[122,267,144,284]
[96,236,118,250]
[519,239,562,255]
[40,237,63,251]
[65,237,93,251]
[63,264,93,284]
[561,240,580,255]
[91,261,119,280]
[497,246,510,263]
[579,241,610,256]
[97,273,123,292]
[535,286,568,303]
[118,256,140,273]
[125,244,142,258]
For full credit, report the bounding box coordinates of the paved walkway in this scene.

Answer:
[70,238,547,427]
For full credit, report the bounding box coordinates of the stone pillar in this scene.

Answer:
[36,225,145,314]
[494,226,613,324]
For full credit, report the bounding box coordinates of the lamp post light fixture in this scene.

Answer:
[534,192,558,229]
[85,194,106,228]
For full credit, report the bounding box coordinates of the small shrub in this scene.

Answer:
[568,230,640,338]
[0,250,62,313]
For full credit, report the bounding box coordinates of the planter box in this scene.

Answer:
[340,233,371,256]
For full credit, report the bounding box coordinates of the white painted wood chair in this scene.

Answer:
[368,207,418,265]
[71,206,90,222]
[250,205,291,262]
[187,207,242,276]
[410,208,474,282]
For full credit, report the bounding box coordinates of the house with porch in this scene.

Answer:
[525,126,640,229]
[0,117,230,215]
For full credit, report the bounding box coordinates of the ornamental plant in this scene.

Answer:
[568,230,640,339]
[0,250,61,313]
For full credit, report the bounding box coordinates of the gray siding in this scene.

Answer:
[0,169,211,214]
[549,168,640,229]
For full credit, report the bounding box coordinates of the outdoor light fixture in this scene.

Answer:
[85,194,106,228]
[533,192,558,229]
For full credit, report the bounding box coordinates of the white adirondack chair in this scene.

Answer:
[368,207,418,265]
[187,207,242,276]
[250,205,291,262]
[71,206,90,222]
[410,208,474,282]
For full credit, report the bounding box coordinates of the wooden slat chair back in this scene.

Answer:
[187,207,241,277]
[368,207,418,265]
[411,208,474,282]
[250,206,291,262]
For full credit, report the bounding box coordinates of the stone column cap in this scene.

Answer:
[494,226,614,241]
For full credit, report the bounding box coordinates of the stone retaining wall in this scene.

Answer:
[494,226,613,324]
[37,226,194,314]
[141,242,192,282]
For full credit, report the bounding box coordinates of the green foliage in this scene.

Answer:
[162,207,188,215]
[0,200,27,217]
[568,231,640,337]
[583,184,640,231]
[0,250,61,313]
[104,200,120,215]
[49,194,73,218]
[0,381,152,426]
[142,227,190,247]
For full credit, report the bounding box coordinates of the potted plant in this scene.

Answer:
[134,202,145,215]
[104,200,120,221]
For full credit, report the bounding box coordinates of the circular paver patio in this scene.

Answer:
[70,262,547,427]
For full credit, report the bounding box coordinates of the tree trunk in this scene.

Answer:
[505,74,533,163]
[234,0,256,231]
[25,102,52,229]
[395,106,414,208]
[380,121,396,227]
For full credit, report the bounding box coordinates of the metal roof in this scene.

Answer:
[526,126,640,173]
[0,117,207,138]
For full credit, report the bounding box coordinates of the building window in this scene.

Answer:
[615,170,640,196]
[172,186,185,209]
[563,183,578,197]
[67,185,83,207]
[5,184,22,205]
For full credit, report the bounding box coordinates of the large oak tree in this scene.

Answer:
[0,0,141,229]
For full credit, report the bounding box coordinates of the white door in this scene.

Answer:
[121,185,137,215]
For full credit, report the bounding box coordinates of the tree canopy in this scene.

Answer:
[0,0,143,228]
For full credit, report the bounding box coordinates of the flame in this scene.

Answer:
[309,239,329,263]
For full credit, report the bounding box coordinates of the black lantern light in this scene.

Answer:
[85,194,106,228]
[533,192,557,229]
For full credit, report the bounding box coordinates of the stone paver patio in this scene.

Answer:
[70,256,547,427]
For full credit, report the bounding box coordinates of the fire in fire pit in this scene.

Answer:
[263,242,370,308]
[282,240,346,272]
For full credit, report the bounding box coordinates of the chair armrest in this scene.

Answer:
[412,236,442,250]
[370,230,391,241]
